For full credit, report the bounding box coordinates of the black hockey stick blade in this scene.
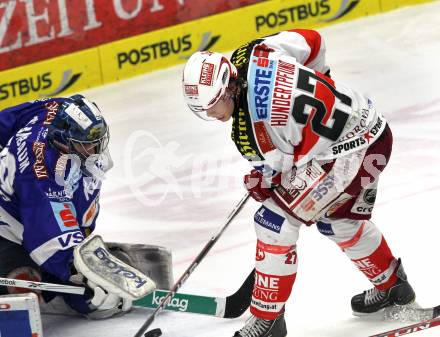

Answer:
[223,268,255,318]
[134,268,255,318]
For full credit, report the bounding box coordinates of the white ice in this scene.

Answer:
[42,2,440,336]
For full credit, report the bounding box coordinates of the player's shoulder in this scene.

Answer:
[230,37,265,68]
[8,124,61,183]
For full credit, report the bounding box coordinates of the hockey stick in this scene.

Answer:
[134,193,251,337]
[0,277,85,295]
[135,268,254,318]
[0,271,253,318]
[0,268,255,318]
[369,305,440,337]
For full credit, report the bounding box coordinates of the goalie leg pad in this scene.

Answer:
[106,242,174,290]
[73,235,156,301]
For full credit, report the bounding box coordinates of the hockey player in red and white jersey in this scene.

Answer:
[182,29,416,337]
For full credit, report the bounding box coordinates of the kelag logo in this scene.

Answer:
[0,70,81,101]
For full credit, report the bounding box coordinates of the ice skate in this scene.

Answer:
[233,313,287,337]
[351,260,415,315]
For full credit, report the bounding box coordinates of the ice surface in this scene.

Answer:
[42,2,440,336]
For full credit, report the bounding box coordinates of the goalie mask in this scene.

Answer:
[47,94,111,176]
[182,51,237,121]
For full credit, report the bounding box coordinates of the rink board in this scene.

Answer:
[0,0,435,109]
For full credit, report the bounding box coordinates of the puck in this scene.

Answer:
[144,328,162,337]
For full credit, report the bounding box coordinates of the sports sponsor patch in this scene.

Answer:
[318,115,387,160]
[270,59,296,127]
[363,189,377,204]
[50,201,79,232]
[248,46,276,121]
[65,104,92,130]
[199,62,215,86]
[254,206,284,233]
[43,101,59,125]
[351,189,376,215]
[82,196,99,227]
[256,247,265,261]
[253,121,276,154]
[184,84,198,96]
[231,107,263,160]
[45,188,71,201]
[32,141,48,179]
[30,230,84,265]
[325,194,352,217]
[57,231,84,249]
[151,291,189,312]
[316,221,335,236]
[253,270,296,303]
[15,126,33,174]
[331,137,367,155]
[351,204,374,215]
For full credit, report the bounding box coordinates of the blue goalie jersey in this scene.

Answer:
[0,98,101,282]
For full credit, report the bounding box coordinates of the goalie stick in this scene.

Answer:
[0,268,254,318]
[0,277,85,295]
[369,305,440,337]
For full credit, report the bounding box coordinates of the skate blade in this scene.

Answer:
[352,309,385,320]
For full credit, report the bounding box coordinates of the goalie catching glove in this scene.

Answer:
[68,235,156,319]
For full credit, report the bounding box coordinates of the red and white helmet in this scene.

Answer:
[182,51,237,121]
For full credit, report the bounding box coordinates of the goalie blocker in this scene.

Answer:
[72,235,156,301]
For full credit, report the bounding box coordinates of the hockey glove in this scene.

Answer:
[67,271,132,320]
[244,170,280,202]
[86,279,132,319]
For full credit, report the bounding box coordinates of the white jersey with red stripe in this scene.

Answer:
[230,30,386,173]
[259,29,330,74]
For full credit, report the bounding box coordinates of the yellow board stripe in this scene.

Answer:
[0,0,434,109]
